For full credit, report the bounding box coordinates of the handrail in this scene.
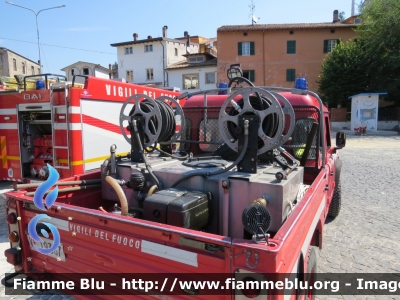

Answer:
[23,73,67,91]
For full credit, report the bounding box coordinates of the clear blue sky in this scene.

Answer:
[0,0,358,74]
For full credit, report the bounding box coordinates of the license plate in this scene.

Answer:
[27,235,66,261]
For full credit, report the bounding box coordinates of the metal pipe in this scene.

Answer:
[25,184,100,196]
[110,144,117,175]
[13,179,103,190]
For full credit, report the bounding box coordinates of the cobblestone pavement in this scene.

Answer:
[317,135,400,300]
[1,134,399,299]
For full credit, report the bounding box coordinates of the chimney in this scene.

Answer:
[186,34,190,53]
[162,25,168,38]
[148,35,152,39]
[133,33,138,41]
[184,31,188,37]
[109,64,112,71]
[333,10,339,23]
[351,0,355,16]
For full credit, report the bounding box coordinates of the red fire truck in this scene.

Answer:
[3,68,346,299]
[0,74,180,182]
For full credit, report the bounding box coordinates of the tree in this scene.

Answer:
[355,0,400,102]
[338,11,346,21]
[318,0,400,107]
[318,40,374,108]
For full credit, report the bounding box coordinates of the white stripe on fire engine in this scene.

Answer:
[53,123,81,130]
[55,107,81,114]
[0,108,17,115]
[37,214,70,232]
[284,195,326,300]
[141,240,198,267]
[0,123,18,130]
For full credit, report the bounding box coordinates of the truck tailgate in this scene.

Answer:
[19,202,232,298]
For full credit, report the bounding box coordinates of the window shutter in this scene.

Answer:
[287,41,296,54]
[323,40,328,53]
[238,42,242,55]
[250,42,255,55]
[250,70,255,82]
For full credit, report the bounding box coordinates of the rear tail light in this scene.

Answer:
[8,231,20,243]
[4,248,22,265]
[6,213,17,224]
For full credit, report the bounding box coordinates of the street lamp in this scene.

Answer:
[5,1,66,73]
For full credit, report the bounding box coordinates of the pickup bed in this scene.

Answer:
[4,84,345,299]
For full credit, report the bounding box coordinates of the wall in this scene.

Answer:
[94,68,110,79]
[217,27,357,92]
[116,40,198,85]
[332,121,400,131]
[168,65,217,92]
[0,49,40,77]
[330,108,347,122]
[62,63,110,84]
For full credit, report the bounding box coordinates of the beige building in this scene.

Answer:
[217,11,359,92]
[0,48,40,77]
[61,61,111,81]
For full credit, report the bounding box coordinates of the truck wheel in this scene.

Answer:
[328,179,341,218]
[306,247,317,300]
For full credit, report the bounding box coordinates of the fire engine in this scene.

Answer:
[0,74,180,182]
[3,66,346,299]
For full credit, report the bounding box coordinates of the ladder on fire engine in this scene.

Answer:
[50,82,71,170]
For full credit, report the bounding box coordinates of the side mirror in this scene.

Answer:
[336,132,346,148]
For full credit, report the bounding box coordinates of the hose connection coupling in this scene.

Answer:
[132,120,139,132]
[244,120,249,135]
[110,144,117,153]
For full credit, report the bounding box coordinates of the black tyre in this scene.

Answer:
[328,179,341,218]
[306,247,317,300]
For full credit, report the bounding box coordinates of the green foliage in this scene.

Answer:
[318,40,373,107]
[356,0,400,102]
[338,11,346,21]
[318,0,400,107]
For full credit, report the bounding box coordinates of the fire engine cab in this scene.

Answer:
[0,74,180,182]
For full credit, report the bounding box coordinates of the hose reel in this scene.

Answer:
[119,94,185,148]
[218,87,295,155]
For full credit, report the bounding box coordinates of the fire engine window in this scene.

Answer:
[83,68,89,75]
[146,68,153,80]
[183,74,199,89]
[145,45,153,52]
[199,119,222,153]
[22,62,26,74]
[13,58,17,71]
[31,66,35,75]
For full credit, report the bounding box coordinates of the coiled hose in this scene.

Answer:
[227,95,279,148]
[129,99,176,145]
